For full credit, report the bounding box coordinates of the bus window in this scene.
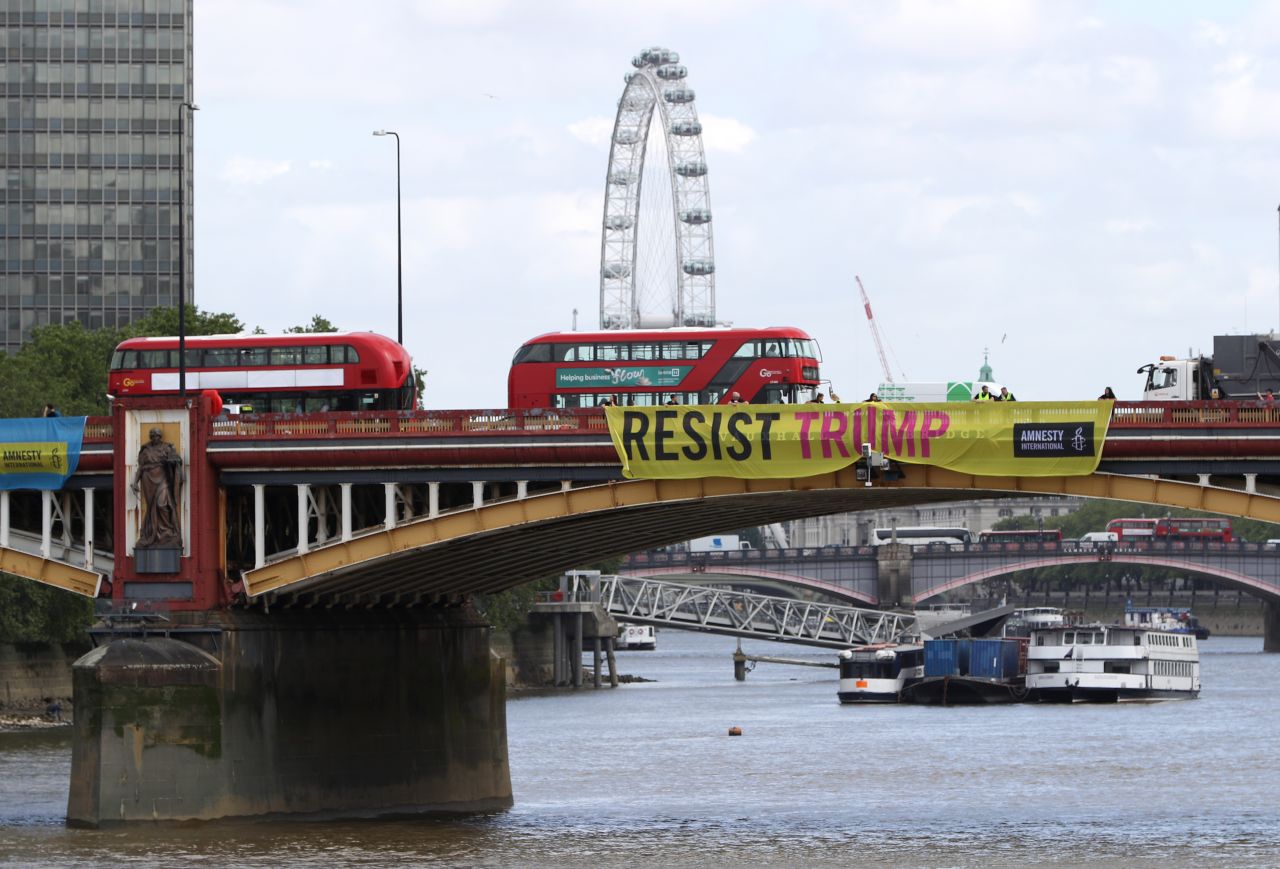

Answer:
[204,348,237,367]
[271,346,302,365]
[512,343,551,364]
[303,345,328,364]
[239,347,269,366]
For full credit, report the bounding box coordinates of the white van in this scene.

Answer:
[1079,531,1119,543]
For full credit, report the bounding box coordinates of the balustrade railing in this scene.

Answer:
[75,400,1280,447]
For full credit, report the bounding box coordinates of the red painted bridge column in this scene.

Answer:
[109,393,227,612]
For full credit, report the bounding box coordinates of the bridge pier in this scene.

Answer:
[66,606,511,826]
[1265,601,1280,653]
[876,543,912,608]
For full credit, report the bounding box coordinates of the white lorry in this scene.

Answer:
[688,534,750,552]
[1139,334,1280,400]
[876,381,1005,402]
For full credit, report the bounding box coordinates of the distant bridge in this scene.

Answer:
[622,539,1280,605]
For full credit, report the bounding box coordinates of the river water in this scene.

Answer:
[1,632,1277,867]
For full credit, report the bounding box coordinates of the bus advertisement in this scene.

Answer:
[507,326,822,409]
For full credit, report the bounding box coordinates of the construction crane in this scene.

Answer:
[855,275,905,384]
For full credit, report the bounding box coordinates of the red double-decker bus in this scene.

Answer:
[507,326,823,409]
[1153,517,1233,542]
[109,332,416,413]
[1105,518,1158,541]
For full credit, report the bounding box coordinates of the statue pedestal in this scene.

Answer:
[134,546,181,574]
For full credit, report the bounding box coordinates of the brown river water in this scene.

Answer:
[1,632,1277,867]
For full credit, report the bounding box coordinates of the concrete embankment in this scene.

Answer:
[0,641,88,714]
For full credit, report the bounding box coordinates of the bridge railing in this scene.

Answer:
[625,538,1279,567]
[76,400,1280,447]
[1109,400,1280,427]
[205,408,611,440]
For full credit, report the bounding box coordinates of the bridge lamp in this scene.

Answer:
[372,129,403,345]
[178,101,199,399]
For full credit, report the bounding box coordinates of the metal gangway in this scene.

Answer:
[564,573,917,649]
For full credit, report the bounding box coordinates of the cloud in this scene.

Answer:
[699,114,756,154]
[219,157,292,186]
[1104,218,1155,235]
[568,117,616,147]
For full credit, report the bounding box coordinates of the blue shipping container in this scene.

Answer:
[923,639,972,677]
[969,638,1024,679]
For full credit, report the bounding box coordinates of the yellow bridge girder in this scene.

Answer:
[0,546,101,598]
[242,466,1280,601]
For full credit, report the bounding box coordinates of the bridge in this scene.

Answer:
[6,397,1280,825]
[620,538,1280,605]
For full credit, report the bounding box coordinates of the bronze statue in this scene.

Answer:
[131,427,184,548]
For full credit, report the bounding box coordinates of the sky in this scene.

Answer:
[191,0,1280,408]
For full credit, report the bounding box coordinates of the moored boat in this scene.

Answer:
[900,637,1032,705]
[1026,623,1200,702]
[1123,604,1210,640]
[1004,606,1066,637]
[837,643,924,703]
[616,623,656,650]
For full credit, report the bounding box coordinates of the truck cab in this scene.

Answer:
[1138,357,1200,401]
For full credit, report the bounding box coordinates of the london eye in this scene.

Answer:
[599,46,716,330]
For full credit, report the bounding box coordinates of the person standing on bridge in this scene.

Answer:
[997,387,1016,401]
[132,427,184,548]
[1098,387,1117,400]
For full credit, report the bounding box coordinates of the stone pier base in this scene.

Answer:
[66,607,511,826]
[1264,600,1280,653]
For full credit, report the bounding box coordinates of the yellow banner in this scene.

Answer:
[0,441,68,475]
[607,401,1112,479]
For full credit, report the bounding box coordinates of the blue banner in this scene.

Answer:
[0,417,85,490]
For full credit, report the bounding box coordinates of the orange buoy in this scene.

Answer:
[728,726,742,736]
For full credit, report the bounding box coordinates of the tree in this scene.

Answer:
[122,305,245,340]
[286,315,338,334]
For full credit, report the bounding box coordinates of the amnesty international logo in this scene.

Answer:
[0,442,66,473]
[1012,422,1096,459]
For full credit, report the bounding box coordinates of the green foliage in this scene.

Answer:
[0,574,94,642]
[474,578,556,633]
[285,315,338,334]
[0,321,121,417]
[121,305,245,340]
[413,365,428,409]
[0,305,248,418]
[474,557,626,632]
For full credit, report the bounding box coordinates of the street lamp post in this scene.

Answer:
[373,130,403,345]
[177,101,198,399]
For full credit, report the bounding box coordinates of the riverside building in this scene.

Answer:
[0,0,193,352]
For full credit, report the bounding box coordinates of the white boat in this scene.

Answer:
[1123,604,1211,640]
[1025,623,1200,702]
[837,643,924,704]
[1005,606,1066,637]
[616,623,656,651]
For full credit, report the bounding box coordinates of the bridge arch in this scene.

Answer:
[243,464,1280,605]
[918,555,1280,605]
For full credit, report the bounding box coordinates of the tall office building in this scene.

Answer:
[0,0,193,353]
